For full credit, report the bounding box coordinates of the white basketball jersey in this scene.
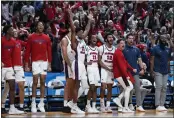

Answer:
[86,46,99,67]
[62,35,75,64]
[76,36,86,63]
[99,44,115,69]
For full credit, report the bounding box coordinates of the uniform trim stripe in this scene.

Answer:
[65,63,69,78]
[74,60,79,80]
[74,48,79,80]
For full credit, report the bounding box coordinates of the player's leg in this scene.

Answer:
[85,67,95,113]
[106,84,113,112]
[15,66,25,111]
[113,77,127,108]
[31,62,40,113]
[100,68,107,112]
[105,71,114,112]
[17,81,25,110]
[1,81,9,114]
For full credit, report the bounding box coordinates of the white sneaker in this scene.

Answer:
[136,106,145,112]
[160,106,167,111]
[118,107,123,112]
[156,106,164,111]
[38,103,45,112]
[31,103,37,113]
[85,105,93,113]
[105,106,112,113]
[113,98,123,108]
[92,107,100,113]
[100,106,107,113]
[67,101,74,109]
[71,104,85,114]
[9,108,24,115]
[129,104,135,111]
[122,107,134,113]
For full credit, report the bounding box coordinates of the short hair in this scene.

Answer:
[104,32,113,39]
[3,25,12,34]
[35,21,45,28]
[75,27,83,33]
[126,33,134,39]
[117,39,123,44]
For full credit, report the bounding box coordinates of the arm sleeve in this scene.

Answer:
[47,37,52,62]
[24,36,32,63]
[12,42,17,66]
[21,40,27,48]
[126,61,134,72]
[97,32,105,44]
[115,51,129,78]
[137,48,141,58]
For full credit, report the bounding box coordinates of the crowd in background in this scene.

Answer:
[1,1,174,72]
[1,1,174,115]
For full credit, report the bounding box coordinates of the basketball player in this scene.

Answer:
[1,29,27,113]
[62,10,90,113]
[61,28,75,113]
[24,21,52,113]
[68,9,93,113]
[1,25,24,114]
[85,34,100,113]
[113,39,137,113]
[99,33,115,113]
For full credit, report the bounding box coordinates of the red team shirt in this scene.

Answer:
[1,36,16,67]
[12,39,27,66]
[113,48,135,83]
[24,33,52,63]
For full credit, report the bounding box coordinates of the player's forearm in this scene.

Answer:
[99,61,110,71]
[138,58,144,69]
[81,19,91,39]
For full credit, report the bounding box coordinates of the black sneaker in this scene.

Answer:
[62,106,71,113]
[1,108,8,114]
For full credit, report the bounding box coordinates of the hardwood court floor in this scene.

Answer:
[2,109,173,118]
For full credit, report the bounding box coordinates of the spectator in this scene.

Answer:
[43,1,56,21]
[1,1,12,24]
[21,1,35,25]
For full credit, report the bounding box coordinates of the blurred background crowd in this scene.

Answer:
[1,1,174,73]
